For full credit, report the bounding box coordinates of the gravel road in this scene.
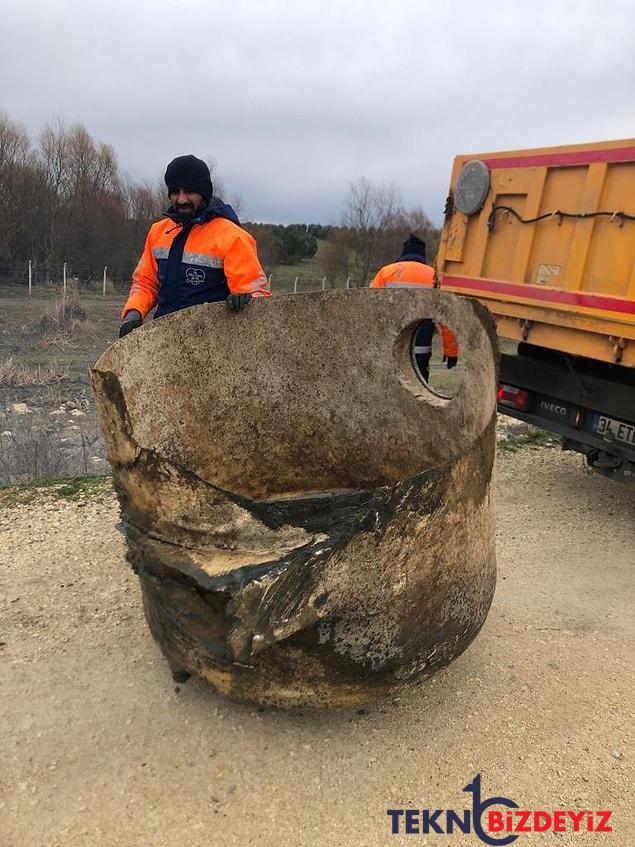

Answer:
[1,445,633,846]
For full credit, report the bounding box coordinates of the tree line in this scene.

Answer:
[319,177,440,286]
[0,111,165,286]
[0,110,438,289]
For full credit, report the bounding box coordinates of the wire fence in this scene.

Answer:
[0,262,360,298]
[0,261,127,297]
[269,274,358,294]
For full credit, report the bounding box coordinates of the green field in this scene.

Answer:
[268,239,335,291]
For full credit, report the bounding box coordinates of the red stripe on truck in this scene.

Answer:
[442,276,635,315]
[481,146,635,169]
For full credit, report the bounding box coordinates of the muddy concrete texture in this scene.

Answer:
[1,446,633,846]
[91,289,499,707]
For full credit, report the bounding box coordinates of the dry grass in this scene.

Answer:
[0,357,70,387]
[85,277,117,296]
[37,281,87,341]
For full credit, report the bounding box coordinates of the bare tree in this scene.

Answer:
[321,178,440,288]
[406,207,440,262]
[319,228,351,286]
[93,142,120,197]
[384,206,439,265]
[341,177,402,284]
[0,112,32,265]
[0,110,164,286]
[122,175,164,222]
[0,111,30,171]
[39,114,71,199]
[339,176,403,284]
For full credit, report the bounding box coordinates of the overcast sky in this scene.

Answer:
[1,0,633,225]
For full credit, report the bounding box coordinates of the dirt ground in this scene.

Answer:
[1,445,633,846]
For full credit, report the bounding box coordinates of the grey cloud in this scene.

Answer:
[1,0,633,225]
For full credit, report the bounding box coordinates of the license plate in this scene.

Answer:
[592,414,635,446]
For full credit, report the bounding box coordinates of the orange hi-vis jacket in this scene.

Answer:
[122,200,270,320]
[370,260,459,358]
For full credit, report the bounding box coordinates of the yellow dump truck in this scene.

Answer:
[436,138,635,479]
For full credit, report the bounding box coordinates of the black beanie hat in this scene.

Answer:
[401,232,427,261]
[165,155,213,201]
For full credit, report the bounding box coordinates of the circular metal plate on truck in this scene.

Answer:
[454,160,490,216]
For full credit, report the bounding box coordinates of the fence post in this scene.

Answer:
[345,276,351,289]
[28,260,32,297]
[321,276,326,291]
[103,266,107,297]
[293,276,298,294]
[63,262,67,299]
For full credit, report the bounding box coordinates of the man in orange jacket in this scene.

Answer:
[119,155,270,338]
[370,233,458,382]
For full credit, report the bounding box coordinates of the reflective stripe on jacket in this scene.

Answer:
[369,259,458,358]
[122,200,270,319]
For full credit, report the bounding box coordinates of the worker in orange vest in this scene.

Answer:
[370,234,458,382]
[119,155,270,338]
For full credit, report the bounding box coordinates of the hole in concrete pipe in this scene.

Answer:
[410,319,463,400]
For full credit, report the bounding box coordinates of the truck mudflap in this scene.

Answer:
[91,289,499,708]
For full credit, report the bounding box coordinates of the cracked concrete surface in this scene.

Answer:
[91,290,499,706]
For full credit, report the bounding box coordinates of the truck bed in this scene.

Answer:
[436,138,635,367]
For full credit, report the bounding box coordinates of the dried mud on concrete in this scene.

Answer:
[1,446,633,846]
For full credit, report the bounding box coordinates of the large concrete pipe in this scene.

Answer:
[91,289,498,708]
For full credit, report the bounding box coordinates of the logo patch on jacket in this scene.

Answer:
[185,267,206,286]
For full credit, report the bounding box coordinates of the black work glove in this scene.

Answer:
[119,309,142,338]
[226,293,252,312]
[443,355,458,370]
